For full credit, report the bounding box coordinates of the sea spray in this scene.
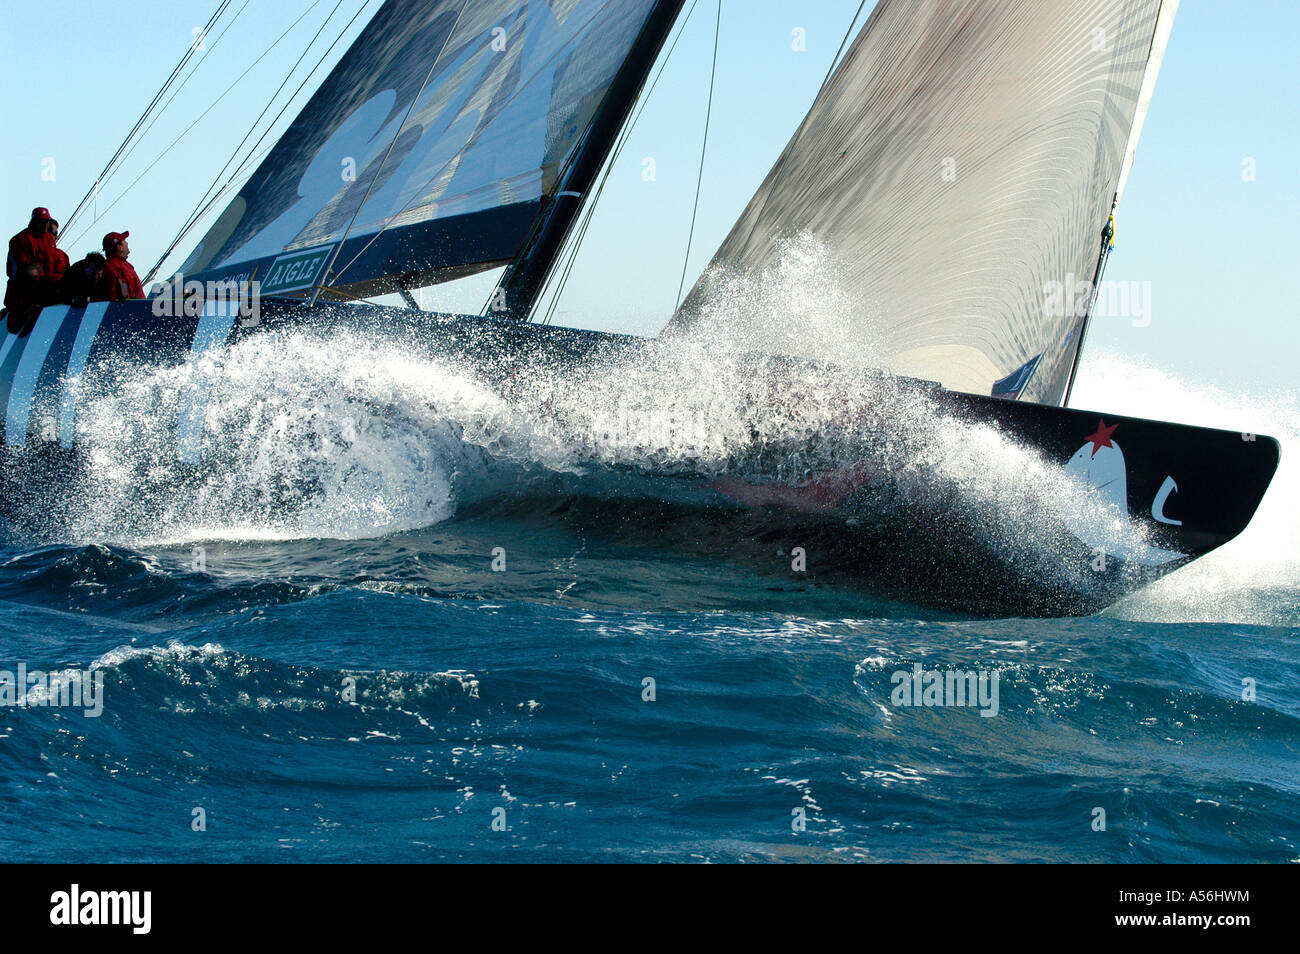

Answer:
[28,325,1166,614]
[1,240,1196,614]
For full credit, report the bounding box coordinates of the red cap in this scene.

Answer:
[31,207,53,222]
[102,230,130,250]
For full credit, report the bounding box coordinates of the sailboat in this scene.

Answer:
[0,0,1279,615]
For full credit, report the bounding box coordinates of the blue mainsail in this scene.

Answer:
[180,0,666,299]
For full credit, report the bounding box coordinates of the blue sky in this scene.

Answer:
[1,1,1295,395]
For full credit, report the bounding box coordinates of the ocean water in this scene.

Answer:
[0,332,1296,863]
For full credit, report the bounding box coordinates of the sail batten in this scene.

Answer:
[670,0,1177,407]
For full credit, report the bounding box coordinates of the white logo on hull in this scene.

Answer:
[1151,476,1182,525]
[1063,420,1185,567]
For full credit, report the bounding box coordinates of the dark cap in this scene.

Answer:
[31,207,53,222]
[102,230,130,250]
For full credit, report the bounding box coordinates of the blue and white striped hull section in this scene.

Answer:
[0,299,243,455]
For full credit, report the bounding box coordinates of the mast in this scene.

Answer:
[494,0,686,321]
[1062,202,1116,407]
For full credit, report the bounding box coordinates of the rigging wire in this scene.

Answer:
[673,0,721,312]
[61,0,232,237]
[145,0,368,284]
[310,0,470,306]
[548,0,866,325]
[533,0,703,325]
[111,0,259,193]
[1063,0,1143,407]
[89,1,256,234]
[821,0,868,90]
[150,2,372,283]
[1062,205,1116,408]
[67,0,324,253]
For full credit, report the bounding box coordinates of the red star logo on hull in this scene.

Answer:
[1085,418,1119,458]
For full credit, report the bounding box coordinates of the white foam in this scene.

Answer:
[47,242,1279,624]
[68,332,491,543]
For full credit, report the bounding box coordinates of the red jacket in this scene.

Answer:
[5,227,57,310]
[50,246,69,283]
[7,228,55,277]
[103,256,145,300]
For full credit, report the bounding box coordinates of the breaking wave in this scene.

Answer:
[0,237,1283,620]
[40,331,1162,604]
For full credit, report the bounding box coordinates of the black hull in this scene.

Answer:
[0,299,1280,616]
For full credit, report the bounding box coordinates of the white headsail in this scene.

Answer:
[670,0,1179,406]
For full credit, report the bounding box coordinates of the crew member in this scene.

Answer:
[59,253,108,307]
[4,207,58,334]
[100,231,144,300]
[47,218,70,287]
